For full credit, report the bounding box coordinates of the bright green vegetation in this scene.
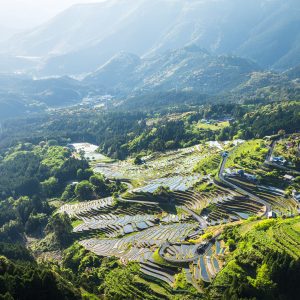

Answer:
[152,248,169,265]
[196,121,229,131]
[273,134,300,171]
[226,140,268,172]
[72,219,84,228]
[194,152,221,176]
[209,217,300,299]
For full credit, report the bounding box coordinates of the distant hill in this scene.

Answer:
[1,0,299,76]
[84,46,259,95]
[0,74,90,119]
[230,71,300,102]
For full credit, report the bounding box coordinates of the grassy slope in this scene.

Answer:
[196,121,229,131]
[209,217,300,298]
[225,139,268,172]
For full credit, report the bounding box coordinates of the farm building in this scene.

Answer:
[268,211,277,219]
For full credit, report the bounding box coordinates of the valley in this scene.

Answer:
[51,131,300,298]
[0,0,299,299]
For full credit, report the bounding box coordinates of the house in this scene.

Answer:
[268,211,277,219]
[292,190,300,202]
[245,173,258,182]
[283,174,295,182]
[271,156,286,165]
[222,151,229,158]
[237,169,244,176]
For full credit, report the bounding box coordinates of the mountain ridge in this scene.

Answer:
[84,45,260,95]
[1,0,299,75]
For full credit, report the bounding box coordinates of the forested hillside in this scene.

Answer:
[1,101,299,160]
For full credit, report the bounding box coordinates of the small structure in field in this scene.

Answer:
[268,211,277,219]
[271,156,286,165]
[283,174,295,182]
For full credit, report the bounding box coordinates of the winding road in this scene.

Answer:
[180,206,208,229]
[218,155,271,216]
[264,139,300,175]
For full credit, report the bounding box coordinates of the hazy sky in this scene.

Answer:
[0,0,107,36]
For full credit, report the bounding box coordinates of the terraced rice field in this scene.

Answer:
[192,240,226,283]
[80,223,198,262]
[73,212,191,238]
[204,196,265,225]
[58,197,161,219]
[74,214,159,236]
[80,239,153,263]
[59,140,295,290]
[70,143,108,161]
[93,142,221,182]
[226,176,297,214]
[172,190,236,213]
[162,243,199,261]
[139,261,177,286]
[58,197,115,218]
[133,175,201,193]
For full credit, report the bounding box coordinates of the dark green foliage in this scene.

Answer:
[1,100,299,160]
[0,144,89,199]
[61,184,76,201]
[45,214,73,247]
[232,101,300,139]
[0,243,33,262]
[77,168,93,181]
[0,143,92,244]
[220,251,300,300]
[74,181,94,200]
[25,213,48,235]
[62,243,118,295]
[0,151,41,198]
[0,221,24,243]
[133,156,143,165]
[0,256,81,300]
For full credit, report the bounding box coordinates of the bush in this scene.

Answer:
[75,181,94,200]
[254,219,276,231]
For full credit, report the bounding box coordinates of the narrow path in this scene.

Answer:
[180,206,208,228]
[118,196,160,205]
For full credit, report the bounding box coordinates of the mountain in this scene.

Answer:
[0,74,90,119]
[230,71,300,102]
[84,46,259,95]
[1,0,299,76]
[285,65,300,80]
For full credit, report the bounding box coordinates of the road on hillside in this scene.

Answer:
[264,138,300,175]
[181,206,208,228]
[218,155,271,216]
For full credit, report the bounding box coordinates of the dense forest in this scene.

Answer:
[1,101,299,159]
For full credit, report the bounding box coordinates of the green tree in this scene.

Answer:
[41,177,59,198]
[75,181,94,200]
[45,213,72,247]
